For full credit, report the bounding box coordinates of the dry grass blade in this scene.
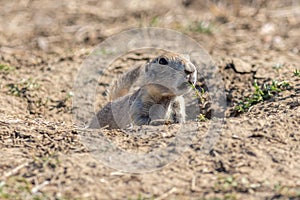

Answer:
[2,162,29,180]
[155,187,177,200]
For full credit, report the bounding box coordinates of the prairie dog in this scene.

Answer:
[89,52,197,129]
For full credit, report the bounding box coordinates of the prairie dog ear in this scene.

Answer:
[182,54,190,61]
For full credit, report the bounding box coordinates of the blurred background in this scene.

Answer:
[0,0,299,57]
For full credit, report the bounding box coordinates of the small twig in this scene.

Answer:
[252,0,268,17]
[191,176,196,191]
[110,171,126,176]
[2,162,28,180]
[31,180,50,194]
[155,187,177,200]
[43,132,56,143]
[232,0,240,16]
[0,121,9,126]
[0,119,22,126]
[248,134,287,144]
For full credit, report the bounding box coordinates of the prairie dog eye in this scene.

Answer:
[158,57,168,65]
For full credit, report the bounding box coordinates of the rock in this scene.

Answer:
[232,58,252,73]
[254,66,276,79]
[260,23,276,35]
[37,37,49,52]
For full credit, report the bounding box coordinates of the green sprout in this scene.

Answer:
[190,83,208,121]
[189,21,214,34]
[294,69,300,77]
[235,80,290,113]
[6,78,40,97]
[0,64,15,73]
[197,114,207,122]
[150,16,159,26]
[272,63,284,70]
[190,83,205,103]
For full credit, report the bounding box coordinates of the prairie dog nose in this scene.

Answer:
[184,63,195,75]
[184,63,197,85]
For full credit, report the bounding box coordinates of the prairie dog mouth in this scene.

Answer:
[187,75,194,85]
[177,81,193,93]
[187,71,197,85]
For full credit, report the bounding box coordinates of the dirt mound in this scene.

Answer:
[0,0,300,199]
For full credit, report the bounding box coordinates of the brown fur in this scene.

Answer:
[89,52,197,129]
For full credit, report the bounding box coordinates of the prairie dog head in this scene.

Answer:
[143,52,197,96]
